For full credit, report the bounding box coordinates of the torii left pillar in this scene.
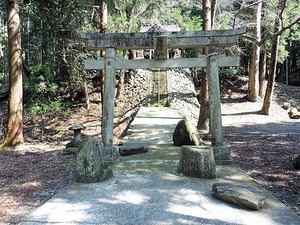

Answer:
[207,49,231,164]
[102,48,118,163]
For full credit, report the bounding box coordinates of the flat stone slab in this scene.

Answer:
[119,146,148,156]
[212,182,266,210]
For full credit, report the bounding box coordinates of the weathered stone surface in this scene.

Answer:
[294,155,300,169]
[212,183,266,210]
[64,135,85,155]
[177,146,216,179]
[213,145,232,164]
[173,119,201,146]
[104,146,119,163]
[119,146,148,156]
[76,136,113,183]
[289,107,300,119]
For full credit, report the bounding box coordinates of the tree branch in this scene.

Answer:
[242,16,300,46]
[233,0,263,28]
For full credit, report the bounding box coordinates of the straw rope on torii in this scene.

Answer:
[78,27,246,163]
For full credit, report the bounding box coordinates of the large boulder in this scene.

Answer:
[212,183,266,210]
[173,119,202,146]
[76,136,113,183]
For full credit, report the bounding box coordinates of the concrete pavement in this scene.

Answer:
[21,107,300,225]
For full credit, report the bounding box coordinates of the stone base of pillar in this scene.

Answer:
[105,146,119,164]
[213,145,233,165]
[177,145,216,179]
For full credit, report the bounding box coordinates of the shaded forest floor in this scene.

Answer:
[0,76,300,224]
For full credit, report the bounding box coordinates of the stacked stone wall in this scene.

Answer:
[167,69,200,123]
[121,68,200,124]
[122,69,152,112]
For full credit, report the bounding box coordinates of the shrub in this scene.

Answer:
[28,100,71,117]
[24,65,58,96]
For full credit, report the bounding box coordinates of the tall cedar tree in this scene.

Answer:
[247,1,262,102]
[197,0,216,132]
[260,0,286,115]
[1,0,23,147]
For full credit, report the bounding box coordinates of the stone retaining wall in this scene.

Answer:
[122,68,200,124]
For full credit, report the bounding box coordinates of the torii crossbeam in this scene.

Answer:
[78,27,246,163]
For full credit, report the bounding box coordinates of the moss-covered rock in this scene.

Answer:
[172,119,202,146]
[75,136,113,183]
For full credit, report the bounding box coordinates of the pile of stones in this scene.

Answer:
[123,68,200,123]
[122,69,152,111]
[167,68,200,123]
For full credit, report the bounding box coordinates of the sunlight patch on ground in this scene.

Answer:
[32,199,91,222]
[115,190,150,204]
[5,143,65,153]
[167,204,213,220]
[176,189,207,203]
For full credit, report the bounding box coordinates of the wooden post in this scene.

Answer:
[207,48,223,146]
[102,48,116,161]
[207,48,231,163]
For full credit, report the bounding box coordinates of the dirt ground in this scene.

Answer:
[0,79,300,224]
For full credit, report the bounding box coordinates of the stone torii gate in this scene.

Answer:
[78,27,246,163]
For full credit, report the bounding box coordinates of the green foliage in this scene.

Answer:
[24,65,58,95]
[172,7,202,31]
[31,65,51,80]
[24,64,72,117]
[28,100,71,117]
[183,48,199,58]
[0,73,3,83]
[214,11,232,30]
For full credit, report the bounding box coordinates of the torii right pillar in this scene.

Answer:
[207,47,232,164]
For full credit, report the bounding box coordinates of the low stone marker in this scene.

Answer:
[212,182,266,210]
[173,119,202,146]
[177,145,216,179]
[76,136,113,183]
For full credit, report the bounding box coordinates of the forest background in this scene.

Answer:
[0,0,300,146]
[0,1,300,224]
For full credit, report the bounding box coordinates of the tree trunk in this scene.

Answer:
[91,0,108,107]
[211,0,216,27]
[277,62,284,83]
[197,0,212,132]
[247,1,262,102]
[197,68,209,131]
[258,49,266,97]
[1,0,23,147]
[260,35,280,115]
[260,0,286,115]
[100,0,108,106]
[247,44,260,101]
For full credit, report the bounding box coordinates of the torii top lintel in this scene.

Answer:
[78,27,246,50]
